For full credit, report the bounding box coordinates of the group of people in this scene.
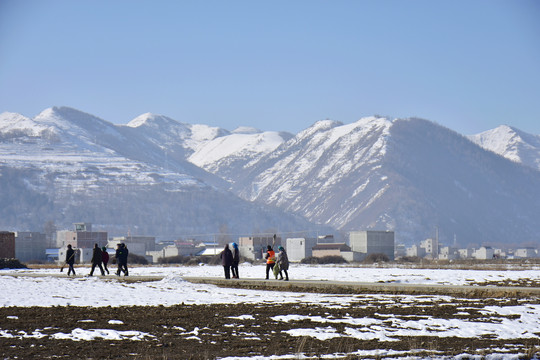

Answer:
[64,243,129,277]
[219,242,240,279]
[219,243,289,281]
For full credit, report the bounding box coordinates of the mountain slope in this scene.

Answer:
[0,107,327,238]
[224,117,540,246]
[189,128,293,182]
[468,125,540,171]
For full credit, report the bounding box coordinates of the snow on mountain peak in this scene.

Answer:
[469,125,540,170]
[127,113,156,128]
[188,130,287,169]
[232,126,261,134]
[469,125,524,162]
[126,113,182,129]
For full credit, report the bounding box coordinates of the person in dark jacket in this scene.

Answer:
[66,244,76,276]
[101,246,110,275]
[231,242,240,279]
[220,244,233,279]
[89,243,105,276]
[276,245,289,281]
[115,243,123,276]
[120,243,129,276]
[115,243,129,276]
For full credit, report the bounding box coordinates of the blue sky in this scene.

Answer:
[1,0,539,135]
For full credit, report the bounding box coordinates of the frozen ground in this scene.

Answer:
[2,264,540,307]
[1,264,540,359]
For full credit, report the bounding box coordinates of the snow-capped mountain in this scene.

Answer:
[218,117,540,246]
[0,107,326,237]
[124,112,292,185]
[468,125,540,171]
[1,106,539,247]
[188,128,293,182]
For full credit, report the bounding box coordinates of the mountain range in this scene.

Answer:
[1,106,539,247]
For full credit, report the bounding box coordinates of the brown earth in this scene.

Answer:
[2,296,540,359]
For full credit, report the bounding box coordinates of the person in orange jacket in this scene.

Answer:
[264,245,275,280]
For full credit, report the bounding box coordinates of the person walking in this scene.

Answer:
[115,243,129,276]
[66,244,76,276]
[115,243,125,276]
[220,244,233,279]
[89,243,105,276]
[231,242,240,279]
[276,246,289,281]
[264,245,275,280]
[101,246,110,275]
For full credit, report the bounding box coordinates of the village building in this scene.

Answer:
[286,237,318,262]
[15,232,48,262]
[237,235,282,260]
[146,241,202,263]
[312,243,352,258]
[406,244,426,258]
[458,248,474,259]
[438,246,458,260]
[349,230,395,260]
[197,242,223,257]
[473,246,494,260]
[420,238,439,259]
[56,223,107,263]
[108,235,156,257]
[514,248,537,258]
[0,231,16,259]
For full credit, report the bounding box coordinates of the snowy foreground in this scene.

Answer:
[2,264,540,359]
[1,264,540,307]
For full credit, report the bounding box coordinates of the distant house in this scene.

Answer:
[56,223,107,263]
[108,235,156,256]
[15,232,47,262]
[349,230,395,260]
[57,223,107,248]
[146,241,202,263]
[473,246,494,260]
[312,243,351,258]
[198,243,223,257]
[238,235,282,260]
[458,248,474,259]
[286,237,318,262]
[420,238,439,259]
[107,235,156,261]
[514,248,537,259]
[0,231,15,258]
[438,246,458,260]
[406,245,426,258]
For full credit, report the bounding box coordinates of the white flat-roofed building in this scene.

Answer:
[286,237,318,262]
[349,230,395,261]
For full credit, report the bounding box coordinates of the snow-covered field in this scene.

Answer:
[2,264,540,359]
[1,264,540,307]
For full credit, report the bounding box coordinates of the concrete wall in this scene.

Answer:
[15,232,47,262]
[112,236,156,252]
[57,230,107,249]
[286,237,317,262]
[473,247,494,260]
[0,232,15,258]
[349,231,395,260]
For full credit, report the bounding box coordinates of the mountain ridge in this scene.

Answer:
[1,106,539,247]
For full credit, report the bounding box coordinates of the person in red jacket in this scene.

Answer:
[264,245,275,280]
[101,246,110,275]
